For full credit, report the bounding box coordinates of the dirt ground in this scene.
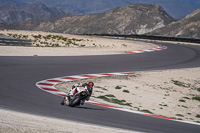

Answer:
[0,108,138,133]
[55,68,200,123]
[0,30,156,56]
[0,30,200,133]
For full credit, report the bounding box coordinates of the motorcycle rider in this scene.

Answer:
[61,81,94,106]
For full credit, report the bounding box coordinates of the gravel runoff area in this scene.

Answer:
[56,68,200,123]
[0,30,200,132]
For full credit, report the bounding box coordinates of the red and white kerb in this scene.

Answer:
[128,45,167,53]
[36,72,135,97]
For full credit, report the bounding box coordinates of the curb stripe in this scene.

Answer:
[80,75,97,78]
[58,94,67,97]
[128,45,167,54]
[37,83,54,86]
[41,87,60,92]
[47,80,63,83]
[36,72,135,98]
[144,114,177,120]
[37,85,55,89]
[61,77,79,80]
[101,74,115,76]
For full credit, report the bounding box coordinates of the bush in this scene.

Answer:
[97,95,132,107]
[123,90,129,93]
[140,110,153,114]
[182,97,190,100]
[192,96,200,102]
[196,114,200,118]
[171,80,188,87]
[176,114,184,117]
[115,86,121,89]
[181,105,188,108]
[80,44,85,47]
[179,99,186,102]
[97,96,110,102]
[105,94,115,98]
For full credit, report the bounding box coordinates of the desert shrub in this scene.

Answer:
[95,86,107,91]
[105,94,115,98]
[181,105,188,108]
[179,99,186,102]
[192,96,200,102]
[196,114,200,118]
[123,90,129,93]
[140,110,153,114]
[171,80,190,88]
[97,95,132,107]
[182,97,190,99]
[176,114,184,117]
[115,86,121,89]
[159,104,168,107]
[80,44,85,47]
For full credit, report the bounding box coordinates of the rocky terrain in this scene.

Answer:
[1,2,200,39]
[0,2,66,23]
[2,0,200,19]
[2,4,175,35]
[150,9,200,38]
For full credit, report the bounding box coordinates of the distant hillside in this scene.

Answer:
[0,0,25,6]
[150,9,200,39]
[9,4,175,35]
[0,2,66,23]
[2,0,200,19]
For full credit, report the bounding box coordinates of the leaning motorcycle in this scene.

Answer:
[61,87,89,107]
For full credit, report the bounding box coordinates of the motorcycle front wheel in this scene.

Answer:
[60,97,65,105]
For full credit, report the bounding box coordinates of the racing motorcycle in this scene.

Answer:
[61,87,89,107]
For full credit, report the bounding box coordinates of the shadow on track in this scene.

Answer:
[75,106,105,111]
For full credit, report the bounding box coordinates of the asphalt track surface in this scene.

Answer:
[1,42,200,133]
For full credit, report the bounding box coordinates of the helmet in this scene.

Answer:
[88,81,94,86]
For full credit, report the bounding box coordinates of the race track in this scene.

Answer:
[0,42,200,132]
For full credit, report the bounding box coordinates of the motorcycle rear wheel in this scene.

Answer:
[69,95,81,107]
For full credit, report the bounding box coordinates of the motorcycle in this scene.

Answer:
[61,87,89,107]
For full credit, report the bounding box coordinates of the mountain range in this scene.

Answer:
[0,1,200,39]
[1,0,200,19]
[0,2,66,23]
[150,9,200,38]
[1,4,175,35]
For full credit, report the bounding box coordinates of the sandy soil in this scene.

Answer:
[56,68,200,123]
[0,30,199,132]
[0,30,156,56]
[0,108,139,133]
